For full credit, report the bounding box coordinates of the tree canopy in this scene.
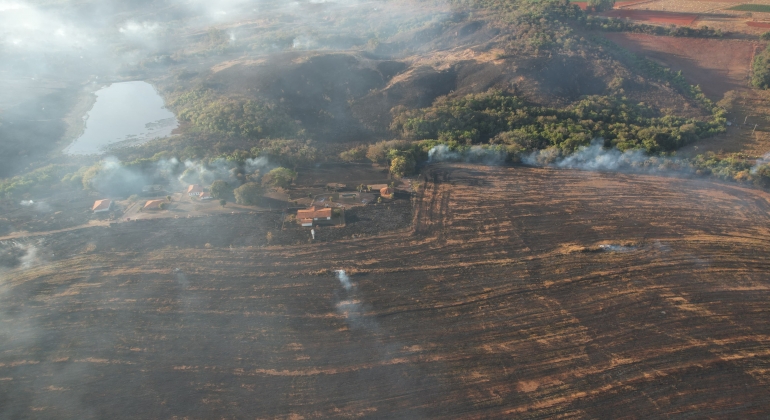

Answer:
[233,182,264,205]
[261,167,297,189]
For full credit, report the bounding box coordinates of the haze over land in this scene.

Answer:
[2,0,770,417]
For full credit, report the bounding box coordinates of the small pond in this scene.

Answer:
[65,81,178,155]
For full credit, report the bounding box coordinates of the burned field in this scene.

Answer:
[2,164,770,418]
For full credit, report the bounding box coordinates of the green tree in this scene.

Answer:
[210,180,231,199]
[587,0,615,12]
[234,182,264,205]
[761,31,770,41]
[252,139,316,169]
[261,167,297,189]
[339,145,368,162]
[752,46,770,89]
[220,199,227,207]
[390,155,416,178]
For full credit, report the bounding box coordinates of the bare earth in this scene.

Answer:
[604,33,761,99]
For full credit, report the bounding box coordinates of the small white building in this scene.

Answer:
[187,184,204,196]
[92,199,112,213]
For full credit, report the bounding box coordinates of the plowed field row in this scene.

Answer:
[1,164,769,418]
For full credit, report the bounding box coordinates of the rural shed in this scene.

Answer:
[92,199,112,213]
[297,206,333,227]
[380,187,394,199]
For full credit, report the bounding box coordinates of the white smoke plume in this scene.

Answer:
[336,269,352,292]
[523,139,693,174]
[751,152,770,174]
[334,269,378,330]
[428,144,507,165]
[179,159,235,186]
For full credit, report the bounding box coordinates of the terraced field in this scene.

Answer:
[2,164,770,418]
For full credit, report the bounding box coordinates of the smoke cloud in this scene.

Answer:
[87,155,272,197]
[336,269,352,292]
[523,139,692,175]
[428,145,507,165]
[751,152,770,174]
[335,269,377,331]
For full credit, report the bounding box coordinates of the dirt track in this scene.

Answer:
[2,164,770,418]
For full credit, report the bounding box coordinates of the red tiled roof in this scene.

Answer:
[92,199,112,211]
[297,206,332,220]
[187,184,204,193]
[144,199,165,209]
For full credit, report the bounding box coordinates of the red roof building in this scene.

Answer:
[144,199,165,210]
[92,199,112,213]
[187,184,204,196]
[296,206,333,227]
[380,187,394,199]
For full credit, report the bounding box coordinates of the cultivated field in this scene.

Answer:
[602,9,701,25]
[1,164,770,418]
[603,33,761,98]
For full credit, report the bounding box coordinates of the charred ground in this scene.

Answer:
[2,164,769,418]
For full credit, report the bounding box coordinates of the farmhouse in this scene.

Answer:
[92,199,112,213]
[144,200,165,210]
[380,187,394,199]
[368,184,389,191]
[187,184,204,196]
[199,192,213,200]
[297,205,333,227]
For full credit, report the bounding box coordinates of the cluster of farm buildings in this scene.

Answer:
[92,182,397,227]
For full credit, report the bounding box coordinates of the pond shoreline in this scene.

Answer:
[63,80,179,156]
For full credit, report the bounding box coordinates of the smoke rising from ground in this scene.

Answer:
[336,269,352,292]
[87,155,273,197]
[428,145,507,165]
[751,152,770,174]
[523,139,692,175]
[335,269,377,331]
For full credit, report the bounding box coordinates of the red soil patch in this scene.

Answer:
[747,21,770,29]
[604,33,761,98]
[601,9,699,25]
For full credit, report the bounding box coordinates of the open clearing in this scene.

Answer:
[1,164,770,418]
[604,33,760,98]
